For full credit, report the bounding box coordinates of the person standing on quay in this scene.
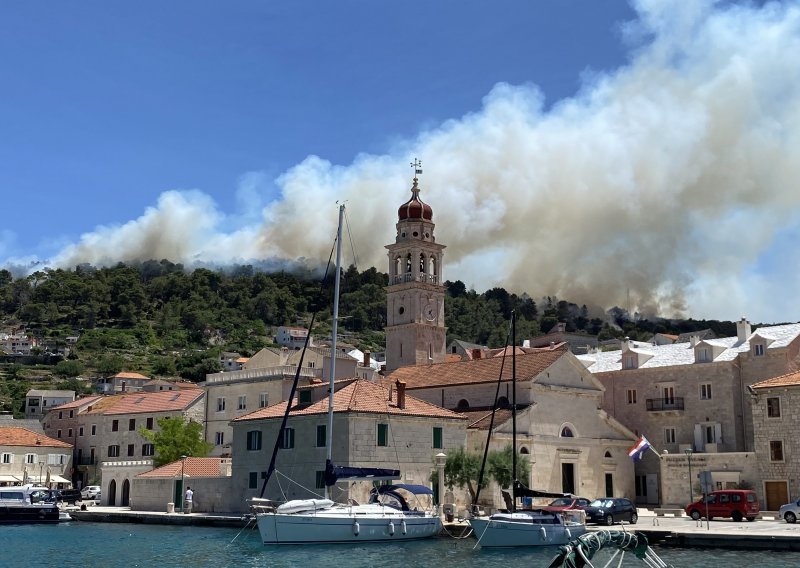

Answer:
[184,486,193,514]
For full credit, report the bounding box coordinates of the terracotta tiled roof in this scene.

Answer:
[84,390,204,415]
[50,396,102,410]
[445,354,463,363]
[114,372,150,380]
[235,357,249,363]
[233,379,467,422]
[137,457,229,479]
[0,427,72,448]
[386,345,569,389]
[751,370,800,389]
[462,408,514,430]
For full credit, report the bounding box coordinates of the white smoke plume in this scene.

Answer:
[40,1,800,322]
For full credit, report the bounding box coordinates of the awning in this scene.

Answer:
[0,475,19,482]
[49,475,71,484]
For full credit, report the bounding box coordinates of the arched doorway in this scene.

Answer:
[121,479,130,507]
[108,479,117,506]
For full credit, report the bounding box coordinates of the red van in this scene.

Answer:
[684,489,760,522]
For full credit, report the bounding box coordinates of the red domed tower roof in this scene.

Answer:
[397,177,433,221]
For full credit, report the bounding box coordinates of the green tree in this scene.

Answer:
[53,359,85,378]
[486,444,531,489]
[96,354,125,375]
[442,447,487,504]
[139,416,213,467]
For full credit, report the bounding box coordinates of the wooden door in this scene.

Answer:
[765,481,788,511]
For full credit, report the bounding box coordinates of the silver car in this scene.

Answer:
[81,485,101,500]
[779,499,800,523]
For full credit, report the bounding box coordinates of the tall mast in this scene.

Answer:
[511,309,516,513]
[325,203,344,500]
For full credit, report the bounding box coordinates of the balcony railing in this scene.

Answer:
[646,397,685,411]
[75,457,96,466]
[390,273,439,285]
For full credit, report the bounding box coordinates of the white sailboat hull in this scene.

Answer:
[469,513,587,547]
[257,504,442,544]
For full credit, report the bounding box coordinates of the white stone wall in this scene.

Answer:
[131,476,231,513]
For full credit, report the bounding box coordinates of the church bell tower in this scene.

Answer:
[384,160,447,371]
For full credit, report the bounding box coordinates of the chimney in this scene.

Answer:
[736,317,751,343]
[395,380,406,410]
[690,335,699,347]
[364,351,371,367]
[621,337,631,353]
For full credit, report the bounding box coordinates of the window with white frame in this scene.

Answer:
[1,453,12,464]
[623,355,636,369]
[767,397,781,418]
[754,343,765,356]
[626,389,637,404]
[238,395,247,410]
[698,348,710,362]
[664,428,676,444]
[770,440,784,461]
[217,397,226,412]
[25,454,36,464]
[91,424,97,435]
[259,393,269,408]
[700,383,712,400]
[142,444,155,457]
[278,428,295,449]
[108,445,120,458]
[215,431,225,445]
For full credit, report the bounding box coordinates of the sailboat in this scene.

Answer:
[468,311,587,547]
[254,204,442,544]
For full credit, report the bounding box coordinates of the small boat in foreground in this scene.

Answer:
[548,529,674,568]
[0,484,62,524]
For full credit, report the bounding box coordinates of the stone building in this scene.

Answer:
[750,370,800,510]
[228,379,466,513]
[24,389,75,419]
[388,345,638,511]
[45,389,205,503]
[0,427,72,486]
[578,318,800,506]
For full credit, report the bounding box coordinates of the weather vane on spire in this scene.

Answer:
[410,158,423,178]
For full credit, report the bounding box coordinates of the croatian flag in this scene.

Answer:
[627,436,651,461]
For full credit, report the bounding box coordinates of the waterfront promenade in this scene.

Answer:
[66,505,800,549]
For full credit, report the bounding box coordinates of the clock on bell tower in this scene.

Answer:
[384,160,447,371]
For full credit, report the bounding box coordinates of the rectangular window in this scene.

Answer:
[57,429,62,438]
[58,411,63,419]
[770,440,784,461]
[316,424,326,448]
[215,431,224,446]
[767,397,781,418]
[700,383,712,400]
[259,393,269,408]
[433,427,443,449]
[307,361,315,368]
[663,386,675,405]
[315,470,326,489]
[1,453,11,464]
[754,344,765,356]
[623,355,636,369]
[91,424,97,435]
[249,472,258,489]
[142,444,155,457]
[127,444,135,457]
[69,410,74,418]
[129,418,136,431]
[635,475,648,497]
[26,454,36,464]
[79,427,84,437]
[246,430,262,451]
[299,390,312,404]
[664,428,676,444]
[626,389,637,404]
[217,398,226,412]
[108,445,120,458]
[146,417,154,430]
[278,428,295,450]
[377,423,389,447]
[704,425,715,444]
[698,348,709,362]
[238,395,247,411]
[112,420,119,432]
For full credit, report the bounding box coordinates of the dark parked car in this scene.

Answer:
[584,498,638,525]
[52,488,83,505]
[539,497,592,513]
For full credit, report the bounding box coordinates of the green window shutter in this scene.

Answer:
[316,424,326,447]
[377,423,388,447]
[433,427,443,449]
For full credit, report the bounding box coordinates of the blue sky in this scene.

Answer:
[3,1,800,324]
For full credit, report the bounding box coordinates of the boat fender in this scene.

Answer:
[540,526,546,541]
[352,521,360,536]
[401,520,407,535]
[566,528,571,539]
[388,521,395,536]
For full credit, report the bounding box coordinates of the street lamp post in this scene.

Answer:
[684,448,694,505]
[180,455,187,513]
[39,460,44,486]
[434,453,446,519]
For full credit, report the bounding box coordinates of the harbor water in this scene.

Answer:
[0,521,797,567]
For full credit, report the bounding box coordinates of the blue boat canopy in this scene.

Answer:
[324,460,400,486]
[375,484,434,496]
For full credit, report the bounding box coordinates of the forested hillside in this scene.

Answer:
[0,261,739,415]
